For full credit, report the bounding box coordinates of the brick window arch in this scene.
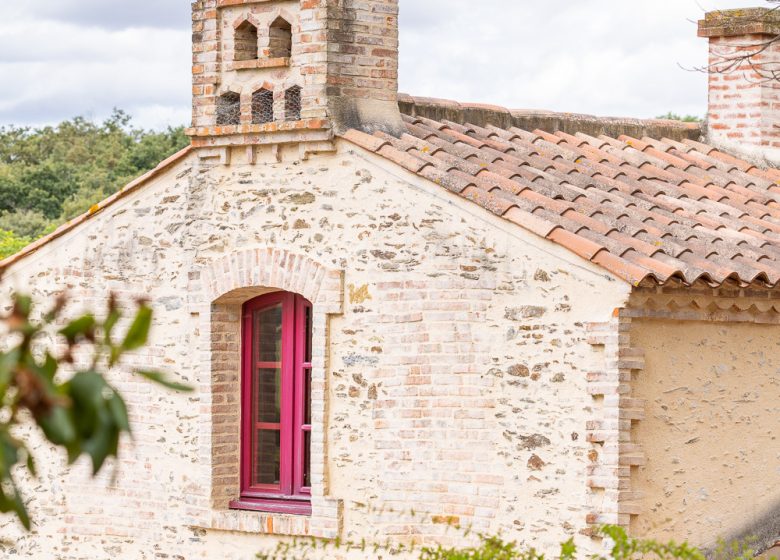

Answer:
[230,291,312,515]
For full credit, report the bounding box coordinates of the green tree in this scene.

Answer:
[656,112,702,123]
[0,230,32,260]
[0,110,189,247]
[0,210,52,239]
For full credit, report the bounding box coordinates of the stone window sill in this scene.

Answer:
[192,508,312,536]
[229,58,290,71]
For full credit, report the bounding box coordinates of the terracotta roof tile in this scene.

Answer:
[341,114,780,288]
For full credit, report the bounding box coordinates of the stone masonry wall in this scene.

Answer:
[0,141,628,559]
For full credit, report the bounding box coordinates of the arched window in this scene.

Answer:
[234,20,259,61]
[231,292,312,514]
[285,86,302,121]
[216,92,241,126]
[252,88,275,124]
[268,17,292,59]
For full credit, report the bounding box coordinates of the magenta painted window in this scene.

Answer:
[229,291,313,515]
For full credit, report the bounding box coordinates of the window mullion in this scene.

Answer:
[279,293,296,496]
[292,295,304,496]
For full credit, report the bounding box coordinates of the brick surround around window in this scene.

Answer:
[186,247,344,538]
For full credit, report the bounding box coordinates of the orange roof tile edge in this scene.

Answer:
[0,145,194,272]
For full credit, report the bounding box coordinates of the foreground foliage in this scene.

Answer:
[259,522,772,560]
[0,293,191,528]
[0,111,189,258]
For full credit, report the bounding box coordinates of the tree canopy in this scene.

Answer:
[0,110,189,259]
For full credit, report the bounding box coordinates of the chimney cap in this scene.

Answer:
[699,7,780,38]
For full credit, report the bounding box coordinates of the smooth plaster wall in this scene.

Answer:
[0,141,628,559]
[630,319,780,547]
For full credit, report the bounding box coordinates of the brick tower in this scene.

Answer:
[187,0,404,154]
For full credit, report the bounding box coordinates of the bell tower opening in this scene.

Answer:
[216,92,241,126]
[234,20,258,61]
[268,17,292,60]
[285,86,301,122]
[252,88,275,124]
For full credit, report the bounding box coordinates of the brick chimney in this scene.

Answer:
[699,8,780,162]
[188,0,404,151]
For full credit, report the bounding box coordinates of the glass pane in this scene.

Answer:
[254,304,282,363]
[254,430,280,486]
[304,304,312,362]
[303,431,311,488]
[255,368,281,423]
[304,368,311,425]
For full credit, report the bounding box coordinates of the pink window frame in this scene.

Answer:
[229,291,312,515]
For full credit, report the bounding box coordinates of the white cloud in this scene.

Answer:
[0,0,774,129]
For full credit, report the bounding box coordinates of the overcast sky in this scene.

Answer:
[0,0,772,130]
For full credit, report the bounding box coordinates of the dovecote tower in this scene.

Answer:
[188,0,404,155]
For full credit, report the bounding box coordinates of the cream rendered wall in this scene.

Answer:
[630,319,780,547]
[0,141,629,559]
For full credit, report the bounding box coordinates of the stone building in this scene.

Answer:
[1,2,779,558]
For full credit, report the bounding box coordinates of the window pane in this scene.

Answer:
[254,430,280,486]
[304,304,312,362]
[255,368,281,423]
[254,304,282,363]
[304,368,311,425]
[303,430,311,488]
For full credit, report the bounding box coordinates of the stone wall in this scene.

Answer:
[0,141,628,558]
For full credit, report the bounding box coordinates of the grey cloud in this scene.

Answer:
[15,0,188,30]
[0,0,776,129]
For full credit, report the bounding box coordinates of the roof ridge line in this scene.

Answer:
[397,94,703,143]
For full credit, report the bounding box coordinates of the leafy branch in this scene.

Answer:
[0,293,191,529]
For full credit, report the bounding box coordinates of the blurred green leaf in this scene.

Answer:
[25,449,36,478]
[59,314,96,343]
[13,295,32,320]
[38,406,75,445]
[104,307,121,345]
[136,370,193,393]
[80,409,114,474]
[68,371,106,410]
[12,489,30,530]
[108,393,130,433]
[121,305,152,352]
